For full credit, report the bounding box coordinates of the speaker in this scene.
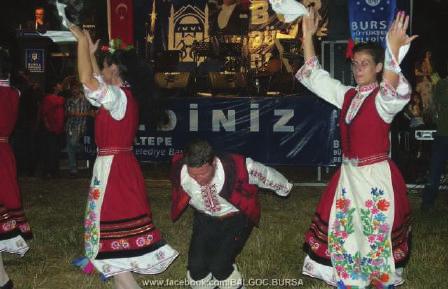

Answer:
[154,50,180,72]
[209,72,246,91]
[321,40,355,86]
[154,72,190,89]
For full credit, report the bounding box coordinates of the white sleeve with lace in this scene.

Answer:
[246,157,292,197]
[376,37,412,123]
[82,74,127,120]
[295,56,351,109]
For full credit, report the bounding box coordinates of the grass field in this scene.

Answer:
[5,167,448,289]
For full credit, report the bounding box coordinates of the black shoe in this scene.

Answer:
[0,279,13,289]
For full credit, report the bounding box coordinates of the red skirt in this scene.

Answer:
[95,153,166,259]
[0,143,32,242]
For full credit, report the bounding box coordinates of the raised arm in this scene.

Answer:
[383,11,418,88]
[301,6,319,62]
[295,7,349,109]
[84,30,101,76]
[69,25,99,90]
[375,11,418,123]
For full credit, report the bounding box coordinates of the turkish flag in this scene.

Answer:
[107,0,134,46]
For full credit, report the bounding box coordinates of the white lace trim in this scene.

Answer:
[92,244,179,277]
[302,255,405,287]
[0,235,29,256]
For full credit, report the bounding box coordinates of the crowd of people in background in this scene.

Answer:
[10,70,95,179]
[393,48,447,186]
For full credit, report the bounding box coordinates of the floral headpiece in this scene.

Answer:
[345,38,356,59]
[101,38,134,54]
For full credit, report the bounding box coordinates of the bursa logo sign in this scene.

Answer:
[366,0,381,7]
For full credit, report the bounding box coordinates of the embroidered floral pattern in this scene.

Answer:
[18,223,31,233]
[156,250,166,261]
[85,177,101,258]
[379,81,398,102]
[296,56,320,81]
[16,239,26,248]
[384,48,400,74]
[102,264,111,273]
[330,188,393,289]
[136,234,154,247]
[2,220,16,231]
[200,184,221,213]
[249,169,290,192]
[111,239,130,250]
[309,236,320,251]
[346,83,379,124]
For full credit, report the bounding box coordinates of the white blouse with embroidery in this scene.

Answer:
[0,79,10,87]
[180,157,292,217]
[83,74,127,121]
[295,40,412,124]
[0,79,20,96]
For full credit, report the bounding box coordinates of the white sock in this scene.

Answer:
[187,271,216,289]
[0,254,10,286]
[113,271,142,289]
[216,264,245,289]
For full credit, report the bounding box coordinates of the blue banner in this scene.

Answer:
[348,0,397,45]
[83,94,342,166]
[25,48,45,73]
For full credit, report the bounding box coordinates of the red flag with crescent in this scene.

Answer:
[107,0,134,45]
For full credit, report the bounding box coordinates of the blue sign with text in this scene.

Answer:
[349,0,397,45]
[25,49,45,73]
[83,94,341,166]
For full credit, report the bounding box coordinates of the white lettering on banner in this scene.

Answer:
[273,110,294,132]
[160,110,177,131]
[354,36,386,42]
[134,148,166,158]
[134,137,173,146]
[351,20,387,43]
[168,148,183,156]
[250,103,260,132]
[333,140,342,163]
[156,105,297,132]
[351,20,387,31]
[212,110,236,132]
[189,104,198,132]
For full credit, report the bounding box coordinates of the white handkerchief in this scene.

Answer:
[56,1,71,29]
[269,0,308,23]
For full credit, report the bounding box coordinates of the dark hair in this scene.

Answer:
[45,77,63,94]
[183,139,215,167]
[103,49,168,128]
[352,42,384,82]
[0,47,12,79]
[352,42,385,65]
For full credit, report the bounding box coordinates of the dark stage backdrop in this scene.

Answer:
[133,0,328,72]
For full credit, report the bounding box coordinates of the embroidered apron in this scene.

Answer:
[328,161,395,288]
[84,156,113,259]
